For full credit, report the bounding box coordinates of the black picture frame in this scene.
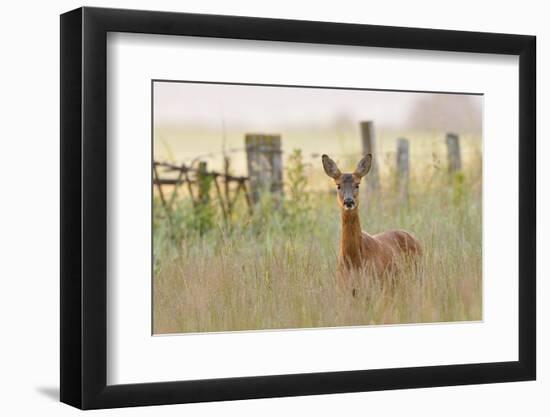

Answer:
[60,6,536,410]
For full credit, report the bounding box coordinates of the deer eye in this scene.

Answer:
[337,185,341,190]
[355,184,359,189]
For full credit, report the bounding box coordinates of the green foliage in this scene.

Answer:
[284,149,311,231]
[452,171,466,206]
[191,166,216,235]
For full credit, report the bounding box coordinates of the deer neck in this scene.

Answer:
[339,209,364,268]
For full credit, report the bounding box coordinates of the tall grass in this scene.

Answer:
[153,145,482,334]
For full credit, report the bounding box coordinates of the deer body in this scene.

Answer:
[323,154,422,283]
[339,208,421,276]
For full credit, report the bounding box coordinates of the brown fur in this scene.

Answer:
[339,208,422,276]
[322,154,422,288]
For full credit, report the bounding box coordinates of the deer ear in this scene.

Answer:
[322,154,341,179]
[354,154,372,178]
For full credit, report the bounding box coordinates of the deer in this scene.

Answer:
[322,154,422,291]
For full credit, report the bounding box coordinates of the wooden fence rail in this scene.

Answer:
[153,160,253,224]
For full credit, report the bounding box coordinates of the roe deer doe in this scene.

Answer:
[322,154,422,290]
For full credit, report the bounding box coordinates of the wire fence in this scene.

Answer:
[154,122,479,223]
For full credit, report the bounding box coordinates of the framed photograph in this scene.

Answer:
[60,6,536,409]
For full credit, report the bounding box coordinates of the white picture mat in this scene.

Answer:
[106,32,519,385]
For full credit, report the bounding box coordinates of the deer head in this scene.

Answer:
[322,154,372,211]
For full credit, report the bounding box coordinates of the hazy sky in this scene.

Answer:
[153,81,482,131]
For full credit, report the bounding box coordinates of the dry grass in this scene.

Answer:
[153,139,482,334]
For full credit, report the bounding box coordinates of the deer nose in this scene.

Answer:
[344,198,354,208]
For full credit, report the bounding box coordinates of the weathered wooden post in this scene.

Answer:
[223,156,232,216]
[396,138,409,202]
[360,121,380,194]
[245,134,283,204]
[445,133,462,173]
[197,161,211,205]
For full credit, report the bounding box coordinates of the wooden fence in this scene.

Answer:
[153,160,252,225]
[360,121,380,193]
[245,134,283,204]
[154,122,465,219]
[396,138,410,202]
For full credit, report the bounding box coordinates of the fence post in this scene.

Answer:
[245,134,283,204]
[223,157,232,215]
[360,121,380,194]
[197,161,211,205]
[445,133,462,173]
[396,138,409,202]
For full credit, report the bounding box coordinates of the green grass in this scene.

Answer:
[152,143,482,334]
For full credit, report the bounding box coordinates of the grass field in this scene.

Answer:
[152,130,482,334]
